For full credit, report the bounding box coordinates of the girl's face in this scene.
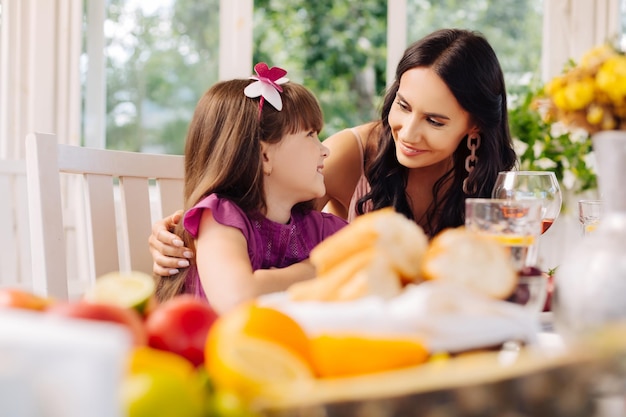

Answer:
[263,128,329,205]
[388,67,478,171]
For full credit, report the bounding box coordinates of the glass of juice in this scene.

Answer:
[578,199,602,236]
[465,198,543,269]
[465,198,546,312]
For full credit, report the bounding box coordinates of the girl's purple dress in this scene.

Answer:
[182,194,347,299]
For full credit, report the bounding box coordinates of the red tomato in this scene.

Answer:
[145,295,218,367]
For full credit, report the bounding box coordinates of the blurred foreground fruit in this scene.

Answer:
[128,346,196,378]
[0,288,53,311]
[145,295,218,367]
[121,369,205,417]
[84,271,156,315]
[205,303,314,402]
[123,346,208,417]
[310,334,429,378]
[207,390,261,417]
[47,301,147,345]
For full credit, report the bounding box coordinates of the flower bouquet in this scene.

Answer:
[510,42,626,193]
[544,43,626,133]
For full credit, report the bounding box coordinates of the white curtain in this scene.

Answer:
[541,0,620,82]
[0,0,82,159]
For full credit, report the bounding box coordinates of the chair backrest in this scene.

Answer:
[26,132,185,300]
[0,159,32,289]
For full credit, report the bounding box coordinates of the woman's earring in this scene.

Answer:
[463,133,481,194]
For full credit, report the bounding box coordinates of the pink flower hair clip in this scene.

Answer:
[244,62,289,115]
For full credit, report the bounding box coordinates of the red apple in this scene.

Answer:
[0,288,53,311]
[47,301,147,345]
[145,295,218,367]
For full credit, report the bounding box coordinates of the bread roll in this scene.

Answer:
[288,208,428,302]
[288,249,377,301]
[421,227,517,299]
[310,208,429,282]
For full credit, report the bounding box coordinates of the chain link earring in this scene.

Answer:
[463,133,481,194]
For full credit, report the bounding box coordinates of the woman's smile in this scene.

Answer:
[397,140,428,157]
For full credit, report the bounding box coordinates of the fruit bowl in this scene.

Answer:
[257,332,624,417]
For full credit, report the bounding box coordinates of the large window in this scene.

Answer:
[86,0,626,153]
[252,1,387,139]
[407,0,543,94]
[247,0,543,141]
[91,0,219,154]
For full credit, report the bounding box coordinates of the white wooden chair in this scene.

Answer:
[0,159,32,289]
[25,132,185,300]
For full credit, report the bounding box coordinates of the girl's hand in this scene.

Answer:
[148,210,194,276]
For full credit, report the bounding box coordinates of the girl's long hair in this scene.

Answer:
[156,80,323,301]
[358,28,516,236]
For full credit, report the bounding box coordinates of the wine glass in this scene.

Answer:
[491,171,562,235]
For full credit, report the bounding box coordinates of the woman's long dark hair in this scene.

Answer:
[358,29,516,236]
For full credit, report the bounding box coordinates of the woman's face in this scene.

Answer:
[388,67,477,170]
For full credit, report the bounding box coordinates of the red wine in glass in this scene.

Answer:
[492,171,562,236]
[542,218,555,234]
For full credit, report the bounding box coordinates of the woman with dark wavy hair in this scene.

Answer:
[149,29,516,276]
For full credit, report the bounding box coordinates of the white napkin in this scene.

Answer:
[0,309,131,417]
[258,281,540,353]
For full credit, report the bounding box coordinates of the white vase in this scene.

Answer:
[553,130,626,337]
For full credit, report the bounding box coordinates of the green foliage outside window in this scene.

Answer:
[253,0,388,139]
[99,0,546,156]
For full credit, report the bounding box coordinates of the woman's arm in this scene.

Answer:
[315,122,377,219]
[195,210,315,314]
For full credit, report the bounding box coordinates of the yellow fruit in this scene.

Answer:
[205,303,314,402]
[207,390,261,417]
[121,369,205,417]
[310,334,429,378]
[127,346,195,379]
[84,271,156,315]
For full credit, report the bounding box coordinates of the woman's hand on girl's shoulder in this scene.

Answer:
[149,210,194,276]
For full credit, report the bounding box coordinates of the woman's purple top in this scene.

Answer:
[181,194,347,299]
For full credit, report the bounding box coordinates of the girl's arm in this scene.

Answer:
[195,209,315,314]
[315,122,376,219]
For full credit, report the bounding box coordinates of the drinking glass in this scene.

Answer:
[465,198,546,312]
[491,171,562,234]
[578,199,603,236]
[465,198,543,270]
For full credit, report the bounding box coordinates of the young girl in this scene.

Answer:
[156,64,347,313]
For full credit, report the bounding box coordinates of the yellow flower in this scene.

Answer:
[580,44,615,69]
[596,55,626,104]
[586,104,604,125]
[563,78,595,110]
[544,42,625,133]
